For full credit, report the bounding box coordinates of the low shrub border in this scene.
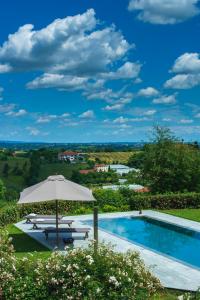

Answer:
[1,190,200,227]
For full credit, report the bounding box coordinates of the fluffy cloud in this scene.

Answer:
[128,0,200,24]
[27,74,88,91]
[165,53,200,89]
[0,9,140,93]
[6,109,27,117]
[113,116,128,124]
[26,127,40,136]
[103,104,124,111]
[36,113,70,123]
[79,110,94,119]
[26,127,49,136]
[142,109,156,116]
[138,87,159,97]
[171,53,200,74]
[179,119,193,124]
[0,103,15,113]
[153,94,176,104]
[0,64,11,73]
[102,62,141,80]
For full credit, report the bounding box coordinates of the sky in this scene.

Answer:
[0,0,200,143]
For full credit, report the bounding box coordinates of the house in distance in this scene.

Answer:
[58,151,84,163]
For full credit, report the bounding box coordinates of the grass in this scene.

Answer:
[6,224,51,260]
[151,289,182,299]
[161,208,200,223]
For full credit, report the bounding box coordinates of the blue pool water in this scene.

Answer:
[84,216,200,268]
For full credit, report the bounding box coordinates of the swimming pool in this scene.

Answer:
[84,216,200,269]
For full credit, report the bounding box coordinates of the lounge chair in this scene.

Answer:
[30,219,74,229]
[43,227,90,240]
[25,214,63,224]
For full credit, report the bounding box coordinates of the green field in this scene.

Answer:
[161,209,200,222]
[89,151,136,164]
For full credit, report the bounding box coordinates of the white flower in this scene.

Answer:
[109,276,120,287]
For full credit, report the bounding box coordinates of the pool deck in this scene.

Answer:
[15,210,200,291]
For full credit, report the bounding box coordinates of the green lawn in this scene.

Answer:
[7,224,51,259]
[160,208,200,222]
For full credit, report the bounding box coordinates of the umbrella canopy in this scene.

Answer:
[18,175,96,248]
[18,175,95,204]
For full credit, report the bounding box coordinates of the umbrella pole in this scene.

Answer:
[56,199,59,248]
[93,206,98,254]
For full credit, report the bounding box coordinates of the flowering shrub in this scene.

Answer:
[0,230,162,300]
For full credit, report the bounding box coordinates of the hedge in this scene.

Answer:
[131,192,200,210]
[1,190,200,227]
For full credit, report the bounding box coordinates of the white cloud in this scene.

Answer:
[36,113,70,123]
[27,73,89,91]
[102,61,141,80]
[128,0,200,24]
[79,110,94,119]
[138,87,159,97]
[0,103,15,113]
[103,104,124,111]
[36,114,57,123]
[165,53,200,89]
[163,118,171,122]
[26,127,40,136]
[6,109,27,117]
[131,117,149,122]
[171,53,200,74]
[0,64,12,73]
[165,74,200,89]
[153,94,176,104]
[142,109,156,116]
[0,9,137,92]
[179,119,194,124]
[113,116,128,124]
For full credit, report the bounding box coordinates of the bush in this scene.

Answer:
[93,189,126,207]
[0,205,19,227]
[131,192,200,210]
[0,230,162,300]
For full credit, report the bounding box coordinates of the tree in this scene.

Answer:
[128,152,144,169]
[2,163,9,177]
[141,126,200,193]
[0,179,6,201]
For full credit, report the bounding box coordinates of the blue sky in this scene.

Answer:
[0,0,200,142]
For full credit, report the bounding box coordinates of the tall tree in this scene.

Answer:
[141,126,200,193]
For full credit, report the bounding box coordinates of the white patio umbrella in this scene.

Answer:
[18,175,96,247]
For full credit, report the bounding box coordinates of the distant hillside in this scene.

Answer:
[0,141,145,151]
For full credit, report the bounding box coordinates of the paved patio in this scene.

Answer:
[15,210,200,291]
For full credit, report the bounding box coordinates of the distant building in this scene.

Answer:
[58,151,83,162]
[79,169,94,174]
[109,164,140,175]
[94,164,109,172]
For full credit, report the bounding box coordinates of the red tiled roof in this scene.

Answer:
[60,151,79,156]
[79,169,94,174]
